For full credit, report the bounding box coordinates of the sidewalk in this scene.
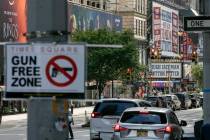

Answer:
[2,106,94,123]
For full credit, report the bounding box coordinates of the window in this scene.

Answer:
[139,102,151,107]
[139,20,141,36]
[92,2,95,7]
[93,101,137,116]
[121,111,167,124]
[135,18,146,38]
[136,19,138,35]
[96,3,100,8]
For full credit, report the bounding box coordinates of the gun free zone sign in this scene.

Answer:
[5,43,85,98]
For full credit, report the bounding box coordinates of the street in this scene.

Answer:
[0,107,202,140]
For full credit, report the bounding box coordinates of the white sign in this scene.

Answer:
[187,20,210,28]
[151,63,181,78]
[5,43,85,97]
[184,16,210,31]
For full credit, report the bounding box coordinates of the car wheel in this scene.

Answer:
[197,102,200,108]
[185,106,188,110]
[172,106,176,111]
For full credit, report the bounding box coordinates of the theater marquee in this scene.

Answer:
[151,63,182,78]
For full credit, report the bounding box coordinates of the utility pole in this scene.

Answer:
[26,0,69,139]
[203,0,210,124]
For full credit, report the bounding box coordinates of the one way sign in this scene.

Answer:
[184,16,210,31]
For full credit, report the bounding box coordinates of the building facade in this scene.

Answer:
[148,0,202,94]
[107,0,148,65]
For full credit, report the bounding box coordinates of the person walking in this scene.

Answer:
[67,107,74,139]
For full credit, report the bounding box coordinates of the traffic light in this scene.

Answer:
[150,48,161,59]
[150,48,155,59]
[126,68,132,80]
[192,50,197,62]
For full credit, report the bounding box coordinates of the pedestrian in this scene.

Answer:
[70,104,74,114]
[67,108,74,139]
[70,104,74,125]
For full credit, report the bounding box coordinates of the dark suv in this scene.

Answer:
[90,98,151,140]
[175,93,192,109]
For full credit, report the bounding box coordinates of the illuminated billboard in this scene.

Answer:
[67,3,122,33]
[152,2,179,54]
[0,0,27,42]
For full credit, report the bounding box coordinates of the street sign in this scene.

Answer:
[184,16,210,31]
[46,55,78,87]
[5,43,85,98]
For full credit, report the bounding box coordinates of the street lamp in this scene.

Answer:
[166,70,172,94]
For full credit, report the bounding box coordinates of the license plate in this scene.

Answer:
[137,130,148,137]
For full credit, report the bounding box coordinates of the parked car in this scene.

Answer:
[90,98,152,140]
[175,93,192,109]
[112,107,187,140]
[189,93,200,108]
[163,94,181,110]
[199,96,203,107]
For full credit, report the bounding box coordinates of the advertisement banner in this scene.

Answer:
[0,0,27,42]
[67,3,122,33]
[152,2,179,54]
[151,63,182,78]
[181,32,194,60]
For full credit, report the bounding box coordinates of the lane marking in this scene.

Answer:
[74,130,89,134]
[0,133,25,136]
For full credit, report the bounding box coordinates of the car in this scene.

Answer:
[163,94,181,110]
[112,107,187,140]
[90,98,152,140]
[145,96,168,108]
[199,96,203,107]
[174,93,192,109]
[189,93,200,108]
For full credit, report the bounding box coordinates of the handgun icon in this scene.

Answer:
[51,67,73,77]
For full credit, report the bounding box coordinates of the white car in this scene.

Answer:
[90,98,152,140]
[112,107,187,140]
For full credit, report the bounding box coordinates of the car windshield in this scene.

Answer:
[120,111,167,124]
[93,101,137,116]
[165,96,172,101]
[175,94,184,102]
[146,97,158,102]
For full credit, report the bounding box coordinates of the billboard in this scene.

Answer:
[151,63,182,78]
[67,3,122,33]
[152,2,179,54]
[0,0,27,42]
[5,43,85,99]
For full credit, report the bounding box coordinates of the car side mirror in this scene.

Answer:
[180,120,187,126]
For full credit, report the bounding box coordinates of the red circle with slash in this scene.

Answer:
[46,55,78,87]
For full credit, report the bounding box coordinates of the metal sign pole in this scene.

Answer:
[203,0,210,124]
[26,0,69,139]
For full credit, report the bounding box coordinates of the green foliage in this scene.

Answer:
[72,29,145,97]
[191,64,203,89]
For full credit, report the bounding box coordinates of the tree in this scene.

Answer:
[191,64,203,89]
[72,29,145,98]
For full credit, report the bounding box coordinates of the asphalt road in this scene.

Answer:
[0,108,202,140]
